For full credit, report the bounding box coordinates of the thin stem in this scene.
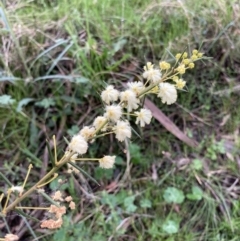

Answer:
[138,83,159,98]
[93,119,108,135]
[38,190,61,207]
[93,131,114,140]
[16,207,49,210]
[53,135,57,165]
[2,152,75,215]
[37,173,58,188]
[0,194,4,203]
[123,113,136,117]
[74,158,100,161]
[3,190,12,213]
[21,164,33,193]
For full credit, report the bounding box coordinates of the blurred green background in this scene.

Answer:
[0,0,240,240]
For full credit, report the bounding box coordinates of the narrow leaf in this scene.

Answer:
[46,140,55,167]
[16,98,35,112]
[63,136,70,145]
[69,161,100,186]
[15,209,40,222]
[0,172,12,187]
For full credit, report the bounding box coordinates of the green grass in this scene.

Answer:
[1,0,240,240]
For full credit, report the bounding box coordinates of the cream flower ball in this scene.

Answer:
[127,81,144,95]
[99,155,116,169]
[68,134,88,154]
[120,90,139,112]
[93,116,107,131]
[135,108,152,127]
[158,83,177,105]
[101,85,119,105]
[142,62,162,83]
[114,120,131,142]
[79,126,95,140]
[104,105,122,122]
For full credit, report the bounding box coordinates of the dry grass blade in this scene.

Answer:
[144,98,198,147]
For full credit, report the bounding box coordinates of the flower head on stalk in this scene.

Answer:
[135,108,152,127]
[68,134,88,155]
[104,105,122,122]
[142,62,162,83]
[127,81,144,95]
[0,49,205,235]
[120,90,139,112]
[99,155,116,169]
[158,83,177,105]
[114,120,131,142]
[93,116,107,131]
[79,126,95,140]
[4,234,19,241]
[101,85,119,105]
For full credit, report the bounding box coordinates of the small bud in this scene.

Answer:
[69,201,76,210]
[182,52,188,58]
[176,64,186,74]
[175,53,181,60]
[159,61,171,70]
[192,49,198,55]
[188,63,195,69]
[191,54,198,61]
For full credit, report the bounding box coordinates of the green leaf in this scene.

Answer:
[163,187,185,204]
[63,136,70,145]
[0,76,21,83]
[124,196,137,212]
[94,167,113,181]
[129,144,142,164]
[191,159,203,170]
[34,75,75,82]
[113,38,127,53]
[148,221,161,237]
[115,156,125,165]
[69,162,100,186]
[35,98,55,108]
[0,95,16,106]
[15,209,40,222]
[20,148,42,167]
[187,186,203,201]
[46,139,55,167]
[74,76,90,84]
[16,98,35,112]
[162,220,179,234]
[140,199,152,208]
[53,227,68,241]
[0,172,13,186]
[67,125,80,136]
[29,112,39,148]
[101,191,118,207]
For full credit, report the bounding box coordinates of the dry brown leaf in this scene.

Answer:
[144,98,198,147]
[220,114,231,126]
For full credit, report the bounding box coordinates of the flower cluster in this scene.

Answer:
[0,49,204,239]
[40,191,75,229]
[3,234,19,241]
[66,49,204,170]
